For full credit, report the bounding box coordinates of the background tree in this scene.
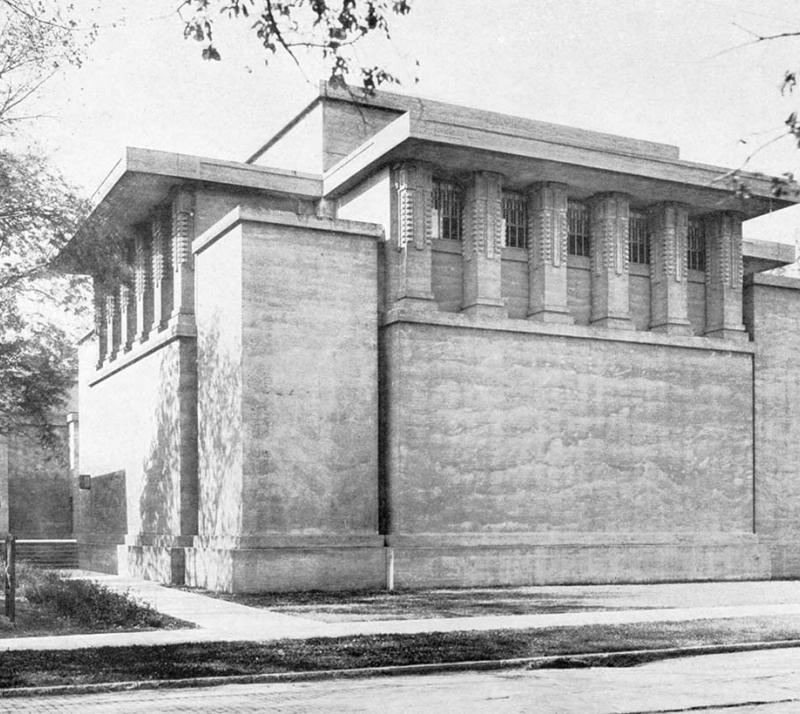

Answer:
[179,0,413,90]
[0,0,94,439]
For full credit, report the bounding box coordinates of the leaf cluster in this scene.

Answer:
[0,1,95,436]
[179,0,412,90]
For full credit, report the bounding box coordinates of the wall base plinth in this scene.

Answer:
[649,320,694,336]
[118,535,194,585]
[185,539,386,593]
[527,308,574,325]
[704,327,749,341]
[590,316,633,330]
[461,300,507,319]
[384,535,770,588]
[77,534,124,574]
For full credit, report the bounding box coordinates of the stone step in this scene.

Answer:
[14,540,79,569]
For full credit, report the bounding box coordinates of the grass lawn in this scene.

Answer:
[0,565,190,638]
[3,615,800,688]
[193,586,659,622]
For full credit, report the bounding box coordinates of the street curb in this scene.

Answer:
[2,638,800,699]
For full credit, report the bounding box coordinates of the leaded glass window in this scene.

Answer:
[628,210,650,265]
[688,217,706,271]
[433,179,463,241]
[503,191,528,248]
[568,200,590,257]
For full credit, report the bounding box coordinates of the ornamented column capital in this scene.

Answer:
[526,182,572,324]
[703,211,747,340]
[461,171,505,316]
[172,188,195,270]
[170,187,196,328]
[526,182,568,269]
[589,192,632,329]
[394,161,433,252]
[648,202,688,285]
[648,202,692,335]
[390,162,435,307]
[463,171,503,262]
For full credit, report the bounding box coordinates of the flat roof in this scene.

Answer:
[311,84,795,218]
[60,148,323,270]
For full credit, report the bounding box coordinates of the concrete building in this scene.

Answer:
[62,83,800,592]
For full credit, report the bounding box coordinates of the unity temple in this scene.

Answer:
[62,83,800,591]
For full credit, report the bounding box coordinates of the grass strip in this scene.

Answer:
[3,615,800,688]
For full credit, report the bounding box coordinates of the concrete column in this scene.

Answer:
[392,162,435,307]
[150,208,173,332]
[104,291,119,362]
[170,188,195,330]
[704,212,747,340]
[118,282,134,352]
[93,279,107,367]
[649,202,693,335]
[589,192,632,329]
[134,227,153,343]
[526,182,573,323]
[462,171,506,317]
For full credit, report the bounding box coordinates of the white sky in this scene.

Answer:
[18,0,800,244]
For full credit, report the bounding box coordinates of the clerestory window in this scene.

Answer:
[688,217,706,271]
[628,210,650,265]
[568,200,591,257]
[432,179,463,241]
[502,191,528,248]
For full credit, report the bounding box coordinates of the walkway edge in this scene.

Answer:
[3,637,800,699]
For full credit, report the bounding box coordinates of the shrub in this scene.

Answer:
[17,565,168,630]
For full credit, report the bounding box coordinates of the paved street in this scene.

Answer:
[6,647,800,713]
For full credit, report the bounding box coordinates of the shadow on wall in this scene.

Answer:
[138,349,181,537]
[196,316,243,540]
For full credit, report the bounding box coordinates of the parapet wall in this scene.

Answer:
[381,310,763,586]
[747,274,800,576]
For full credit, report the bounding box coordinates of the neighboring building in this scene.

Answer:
[61,83,800,592]
[0,414,73,538]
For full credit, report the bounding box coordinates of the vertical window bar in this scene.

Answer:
[503,191,527,248]
[433,179,463,241]
[629,210,650,265]
[688,217,706,271]
[568,200,590,257]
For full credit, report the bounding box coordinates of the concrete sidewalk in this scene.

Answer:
[4,574,800,652]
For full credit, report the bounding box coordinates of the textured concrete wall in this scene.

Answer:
[194,189,314,237]
[194,211,382,537]
[89,470,126,536]
[629,269,650,330]
[688,272,705,335]
[191,210,384,590]
[432,243,462,312]
[382,319,754,537]
[568,261,592,324]
[6,426,71,538]
[748,276,800,575]
[501,251,527,319]
[239,219,379,535]
[322,100,402,169]
[195,224,244,539]
[79,339,193,538]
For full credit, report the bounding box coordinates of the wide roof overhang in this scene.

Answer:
[59,148,322,272]
[322,112,796,219]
